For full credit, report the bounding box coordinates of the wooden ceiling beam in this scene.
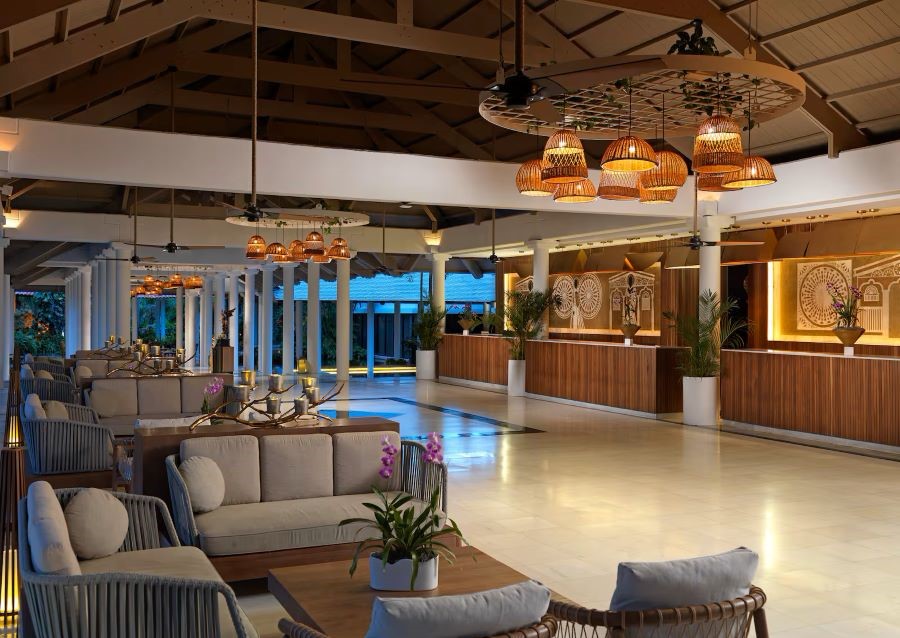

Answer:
[759,0,885,43]
[0,0,78,33]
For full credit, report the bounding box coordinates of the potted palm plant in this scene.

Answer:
[502,289,558,397]
[457,304,481,335]
[664,290,749,426]
[620,274,640,344]
[826,282,864,352]
[412,296,447,380]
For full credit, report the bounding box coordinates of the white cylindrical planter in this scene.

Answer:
[508,360,526,397]
[682,376,719,426]
[369,554,438,591]
[416,350,436,380]
[462,329,469,336]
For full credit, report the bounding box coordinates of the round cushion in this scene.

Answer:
[180,456,225,513]
[74,365,93,385]
[64,488,129,560]
[20,364,34,379]
[35,369,54,381]
[24,394,47,420]
[43,400,69,420]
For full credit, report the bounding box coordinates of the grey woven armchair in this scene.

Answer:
[549,587,768,638]
[277,616,558,637]
[20,377,80,404]
[20,402,114,475]
[32,360,67,376]
[18,488,255,638]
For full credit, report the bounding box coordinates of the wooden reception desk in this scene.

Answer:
[438,334,509,387]
[525,340,683,415]
[721,349,900,446]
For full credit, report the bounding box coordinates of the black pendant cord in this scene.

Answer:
[515,0,524,75]
[169,71,176,244]
[250,0,258,207]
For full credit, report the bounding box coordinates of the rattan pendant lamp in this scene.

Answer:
[598,170,639,201]
[517,130,554,196]
[244,0,267,259]
[288,224,306,262]
[641,95,688,191]
[327,221,352,260]
[553,178,597,203]
[691,75,744,174]
[600,83,657,173]
[722,90,776,189]
[540,125,588,184]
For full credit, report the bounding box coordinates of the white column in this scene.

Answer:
[698,200,723,307]
[393,302,402,358]
[227,273,239,371]
[0,236,6,379]
[199,276,212,369]
[282,264,295,375]
[105,249,118,342]
[527,239,554,339]
[242,268,257,371]
[307,261,321,375]
[295,300,304,359]
[259,264,276,376]
[130,296,138,341]
[366,301,375,379]
[64,276,73,356]
[336,259,351,382]
[90,261,100,348]
[184,289,197,369]
[429,253,449,329]
[3,276,12,380]
[97,254,108,342]
[114,243,132,344]
[213,273,225,339]
[78,266,91,351]
[175,286,184,349]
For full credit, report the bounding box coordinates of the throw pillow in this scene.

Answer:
[24,394,47,420]
[35,370,54,381]
[89,388,118,417]
[609,547,759,611]
[364,580,550,638]
[180,456,226,513]
[64,488,129,560]
[26,481,81,576]
[23,353,34,364]
[74,365,93,385]
[44,400,69,420]
[20,364,34,379]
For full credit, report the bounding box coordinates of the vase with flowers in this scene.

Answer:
[826,282,864,351]
[457,304,482,336]
[201,377,224,414]
[340,432,465,591]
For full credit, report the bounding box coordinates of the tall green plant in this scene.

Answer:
[663,290,749,378]
[412,297,447,351]
[502,289,558,360]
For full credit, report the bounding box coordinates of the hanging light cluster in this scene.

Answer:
[132,272,193,296]
[247,221,352,265]
[514,78,776,205]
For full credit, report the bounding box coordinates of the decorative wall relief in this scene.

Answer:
[797,261,852,330]
[552,274,603,330]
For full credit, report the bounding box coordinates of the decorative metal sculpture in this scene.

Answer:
[188,382,344,431]
[106,352,196,378]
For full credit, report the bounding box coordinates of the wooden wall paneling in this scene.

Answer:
[438,335,509,385]
[746,263,769,349]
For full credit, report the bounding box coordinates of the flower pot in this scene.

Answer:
[416,350,436,380]
[462,329,469,336]
[682,376,719,426]
[833,326,865,347]
[508,360,526,397]
[369,554,438,591]
[621,323,640,343]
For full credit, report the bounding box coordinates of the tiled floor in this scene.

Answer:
[235,376,900,637]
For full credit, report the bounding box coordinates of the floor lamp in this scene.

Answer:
[1,348,25,635]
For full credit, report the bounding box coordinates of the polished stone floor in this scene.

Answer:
[236,376,900,637]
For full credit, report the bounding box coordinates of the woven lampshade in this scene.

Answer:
[145,283,163,295]
[246,234,266,259]
[183,275,203,289]
[600,135,657,172]
[311,252,332,264]
[303,231,325,251]
[265,241,289,262]
[541,129,588,184]
[692,135,744,174]
[696,114,742,143]
[697,173,741,192]
[288,239,306,262]
[327,237,351,260]
[516,158,553,196]
[640,150,688,190]
[597,170,639,201]
[168,273,184,287]
[131,286,145,297]
[553,178,597,203]
[639,185,678,204]
[142,274,157,285]
[722,155,777,188]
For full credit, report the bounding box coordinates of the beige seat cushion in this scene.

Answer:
[73,365,93,386]
[137,377,182,415]
[35,369,54,380]
[43,400,69,420]
[64,488,129,560]
[90,379,138,416]
[181,435,260,505]
[79,359,110,378]
[79,546,258,638]
[194,492,430,556]
[333,431,401,495]
[135,415,197,429]
[98,415,136,437]
[181,375,226,413]
[260,434,334,502]
[24,393,47,420]
[20,364,34,379]
[26,481,81,576]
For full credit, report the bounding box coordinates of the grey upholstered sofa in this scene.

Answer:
[84,375,228,436]
[18,482,257,638]
[166,431,446,579]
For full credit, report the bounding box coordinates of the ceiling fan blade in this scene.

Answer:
[213,200,248,213]
[527,98,564,124]
[136,243,167,249]
[141,256,158,262]
[715,240,766,247]
[339,77,487,92]
[529,56,663,91]
[182,245,226,250]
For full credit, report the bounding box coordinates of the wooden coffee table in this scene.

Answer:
[268,547,534,637]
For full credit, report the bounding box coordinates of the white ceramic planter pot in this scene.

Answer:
[682,376,719,426]
[416,350,436,380]
[369,554,439,591]
[508,360,526,397]
[462,329,470,336]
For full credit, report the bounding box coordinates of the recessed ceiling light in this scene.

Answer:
[399,202,413,209]
[761,221,772,225]
[781,218,791,223]
[857,208,878,214]
[805,215,817,220]
[818,214,829,218]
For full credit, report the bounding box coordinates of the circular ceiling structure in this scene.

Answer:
[224,208,370,228]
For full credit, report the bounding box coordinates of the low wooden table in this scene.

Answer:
[268,548,532,637]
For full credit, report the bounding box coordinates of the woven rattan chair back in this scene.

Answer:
[277,615,558,638]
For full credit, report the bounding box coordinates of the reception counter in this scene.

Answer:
[526,340,683,415]
[721,349,900,446]
[438,334,509,388]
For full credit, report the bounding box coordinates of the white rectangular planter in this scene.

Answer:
[507,360,526,397]
[682,376,719,426]
[416,350,436,380]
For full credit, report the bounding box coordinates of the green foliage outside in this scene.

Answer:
[15,292,65,356]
